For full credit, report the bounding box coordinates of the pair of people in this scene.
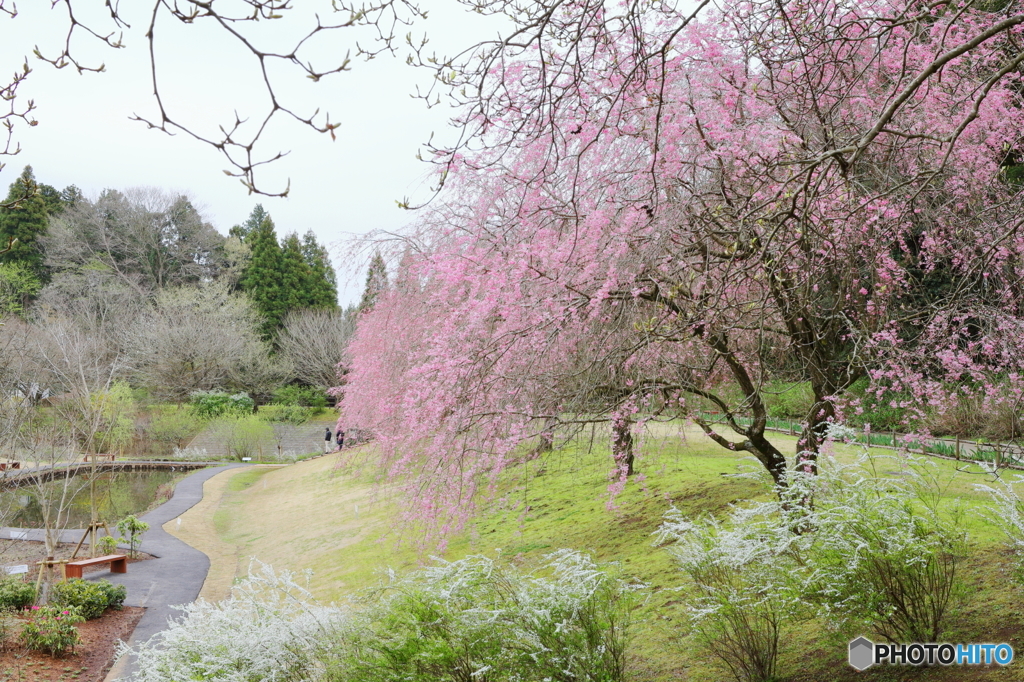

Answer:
[324,427,346,453]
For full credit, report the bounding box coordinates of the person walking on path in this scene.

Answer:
[336,429,345,451]
[324,427,333,454]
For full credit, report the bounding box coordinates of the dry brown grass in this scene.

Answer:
[164,468,248,601]
[167,451,409,601]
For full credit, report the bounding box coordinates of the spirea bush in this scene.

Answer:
[657,503,809,682]
[322,549,641,682]
[124,562,345,682]
[658,455,969,682]
[123,554,638,682]
[978,475,1024,582]
[170,445,212,461]
[806,459,968,644]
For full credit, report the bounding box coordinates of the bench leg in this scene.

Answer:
[110,558,127,573]
[65,565,83,579]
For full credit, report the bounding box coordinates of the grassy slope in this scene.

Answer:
[201,423,1024,681]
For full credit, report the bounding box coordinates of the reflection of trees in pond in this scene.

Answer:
[3,471,180,529]
[12,495,44,527]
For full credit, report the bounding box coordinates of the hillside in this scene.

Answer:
[168,423,1024,681]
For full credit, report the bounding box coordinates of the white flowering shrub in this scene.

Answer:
[123,562,346,682]
[657,454,969,681]
[977,475,1024,582]
[320,550,642,682]
[170,446,213,461]
[805,456,968,643]
[824,422,858,442]
[656,502,809,682]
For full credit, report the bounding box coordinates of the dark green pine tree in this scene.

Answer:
[280,232,315,309]
[359,251,389,313]
[0,166,50,281]
[300,230,338,309]
[37,182,80,216]
[239,208,287,340]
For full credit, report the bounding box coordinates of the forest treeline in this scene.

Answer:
[0,165,374,405]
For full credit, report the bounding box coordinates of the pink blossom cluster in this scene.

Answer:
[340,0,1024,538]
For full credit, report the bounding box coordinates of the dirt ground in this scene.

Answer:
[0,540,154,579]
[0,606,144,682]
[0,541,151,682]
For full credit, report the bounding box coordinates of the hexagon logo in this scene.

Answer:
[849,636,875,671]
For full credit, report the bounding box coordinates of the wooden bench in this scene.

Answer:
[64,554,127,579]
[0,461,19,471]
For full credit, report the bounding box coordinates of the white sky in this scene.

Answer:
[0,2,501,304]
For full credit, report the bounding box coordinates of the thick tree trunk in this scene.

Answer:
[796,398,837,474]
[612,416,635,476]
[746,432,789,486]
[527,416,557,460]
[536,417,555,454]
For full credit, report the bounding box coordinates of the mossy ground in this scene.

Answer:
[189,422,1024,681]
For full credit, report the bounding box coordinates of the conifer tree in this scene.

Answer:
[239,208,286,340]
[230,204,270,242]
[300,230,338,309]
[359,251,388,313]
[237,205,340,339]
[0,166,49,281]
[280,232,313,310]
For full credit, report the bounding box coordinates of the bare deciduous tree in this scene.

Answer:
[277,308,356,388]
[44,188,226,295]
[127,282,282,401]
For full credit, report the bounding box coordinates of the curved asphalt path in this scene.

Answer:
[4,463,251,681]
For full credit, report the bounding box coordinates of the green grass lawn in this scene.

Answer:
[211,422,1024,681]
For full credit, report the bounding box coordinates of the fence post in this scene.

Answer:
[955,435,961,461]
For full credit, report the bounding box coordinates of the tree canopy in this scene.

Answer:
[44,187,226,294]
[0,166,49,281]
[237,205,338,341]
[340,0,1024,534]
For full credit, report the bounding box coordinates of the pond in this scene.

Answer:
[0,470,187,529]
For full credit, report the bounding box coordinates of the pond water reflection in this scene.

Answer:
[1,470,184,528]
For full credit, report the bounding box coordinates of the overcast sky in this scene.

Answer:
[0,2,499,304]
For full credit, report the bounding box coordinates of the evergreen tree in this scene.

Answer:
[239,208,287,340]
[300,230,338,309]
[60,185,84,210]
[359,251,388,313]
[0,166,49,281]
[280,232,314,309]
[230,204,270,242]
[237,206,340,339]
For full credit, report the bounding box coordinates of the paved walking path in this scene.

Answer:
[3,463,251,681]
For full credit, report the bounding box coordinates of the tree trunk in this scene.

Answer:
[528,416,556,459]
[796,398,837,474]
[612,416,635,476]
